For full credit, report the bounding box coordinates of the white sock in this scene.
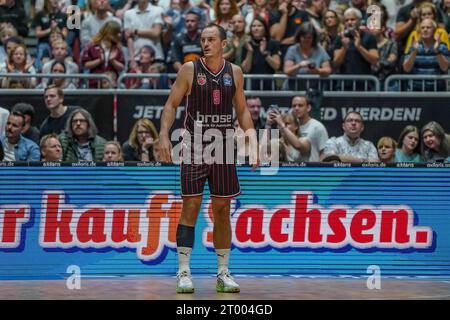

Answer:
[216,249,230,275]
[177,247,192,274]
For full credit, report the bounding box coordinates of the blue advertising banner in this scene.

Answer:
[0,165,449,280]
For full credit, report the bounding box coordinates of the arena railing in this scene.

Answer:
[0,73,114,89]
[384,74,450,92]
[117,73,380,91]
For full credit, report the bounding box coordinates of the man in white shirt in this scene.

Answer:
[124,0,165,68]
[290,95,329,162]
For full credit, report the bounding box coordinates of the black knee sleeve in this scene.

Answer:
[176,224,195,248]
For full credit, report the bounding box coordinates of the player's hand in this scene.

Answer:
[159,133,173,163]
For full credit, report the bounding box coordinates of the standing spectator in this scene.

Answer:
[80,0,122,50]
[103,140,124,161]
[266,109,311,162]
[333,8,379,89]
[124,0,165,69]
[396,125,422,162]
[223,14,250,66]
[402,18,450,91]
[323,111,379,162]
[0,25,18,65]
[32,0,68,70]
[421,121,450,162]
[11,103,40,144]
[290,95,328,161]
[350,0,368,24]
[283,22,332,90]
[0,112,40,162]
[246,96,266,131]
[305,0,327,33]
[270,0,310,57]
[125,45,168,89]
[241,16,281,90]
[40,85,77,138]
[59,108,107,162]
[40,133,62,161]
[122,118,159,161]
[0,43,37,89]
[369,5,398,90]
[377,136,397,163]
[321,9,344,61]
[170,9,203,72]
[82,20,125,88]
[211,0,239,34]
[41,40,79,88]
[0,0,29,38]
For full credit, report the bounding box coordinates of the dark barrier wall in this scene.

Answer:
[0,94,115,140]
[0,163,449,279]
[116,94,448,144]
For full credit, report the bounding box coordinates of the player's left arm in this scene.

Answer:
[232,64,259,168]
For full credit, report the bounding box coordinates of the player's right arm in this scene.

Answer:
[159,62,194,162]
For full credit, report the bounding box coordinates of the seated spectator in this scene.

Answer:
[320,9,344,64]
[246,96,266,131]
[40,27,67,66]
[396,125,422,162]
[404,2,450,54]
[267,110,311,162]
[270,0,310,58]
[122,118,159,161]
[241,16,281,90]
[32,0,68,70]
[211,0,239,34]
[0,43,37,88]
[123,0,165,69]
[82,20,125,88]
[125,45,168,89]
[40,85,77,138]
[0,112,40,161]
[377,136,396,163]
[103,140,124,161]
[59,108,107,162]
[40,40,79,88]
[80,0,122,50]
[333,8,379,89]
[11,103,40,144]
[402,18,450,91]
[283,22,331,90]
[0,0,29,38]
[223,14,251,67]
[421,121,450,162]
[40,133,62,161]
[290,95,328,161]
[0,107,9,138]
[323,111,379,162]
[101,70,118,89]
[0,24,18,65]
[38,60,78,89]
[369,5,398,90]
[170,9,202,72]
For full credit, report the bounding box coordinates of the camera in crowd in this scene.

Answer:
[343,27,356,39]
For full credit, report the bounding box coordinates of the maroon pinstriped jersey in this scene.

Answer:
[184,58,235,139]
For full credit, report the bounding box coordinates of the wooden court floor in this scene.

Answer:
[1,275,449,300]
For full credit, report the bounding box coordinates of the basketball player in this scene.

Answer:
[159,23,258,293]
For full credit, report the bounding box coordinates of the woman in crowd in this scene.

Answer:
[396,125,422,162]
[241,16,281,90]
[37,60,77,89]
[241,0,271,33]
[404,1,450,54]
[377,136,397,163]
[212,0,240,35]
[82,20,125,88]
[0,43,37,89]
[421,121,450,162]
[283,22,331,90]
[103,141,124,162]
[122,118,159,162]
[320,9,344,63]
[0,25,18,65]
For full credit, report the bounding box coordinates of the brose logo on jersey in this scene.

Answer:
[196,111,232,124]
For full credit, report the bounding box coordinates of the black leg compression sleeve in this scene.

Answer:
[176,224,195,248]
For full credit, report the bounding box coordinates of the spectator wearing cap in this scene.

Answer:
[323,111,379,162]
[0,111,40,162]
[11,103,40,144]
[170,9,203,72]
[59,108,107,162]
